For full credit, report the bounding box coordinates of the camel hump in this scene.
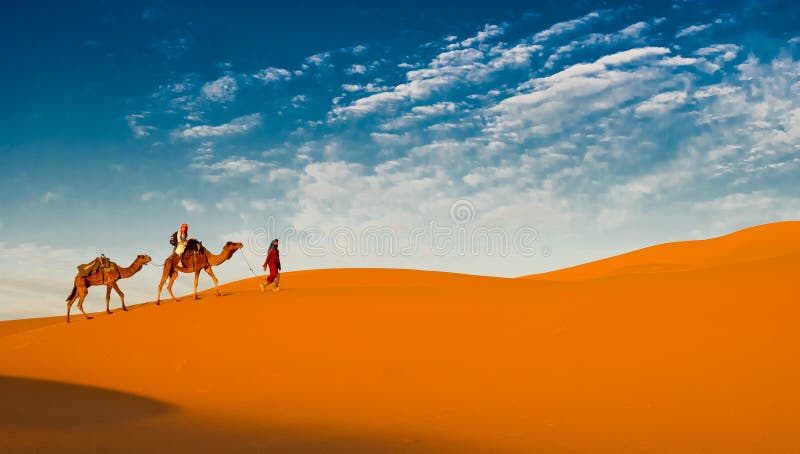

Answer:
[186,238,205,253]
[77,256,117,277]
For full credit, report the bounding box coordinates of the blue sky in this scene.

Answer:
[1,0,799,319]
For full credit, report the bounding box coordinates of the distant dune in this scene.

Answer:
[522,221,800,281]
[0,222,798,453]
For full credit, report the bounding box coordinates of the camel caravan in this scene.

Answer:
[66,223,244,322]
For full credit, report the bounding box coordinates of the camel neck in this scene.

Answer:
[118,261,144,278]
[206,247,235,266]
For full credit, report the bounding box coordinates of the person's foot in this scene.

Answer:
[259,281,266,292]
[273,287,280,292]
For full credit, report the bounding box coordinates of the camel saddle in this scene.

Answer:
[77,256,118,277]
[176,239,205,267]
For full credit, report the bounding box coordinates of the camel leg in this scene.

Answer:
[113,282,127,311]
[66,293,78,323]
[204,267,221,296]
[156,262,172,305]
[193,271,200,300]
[77,290,93,320]
[156,275,166,306]
[105,285,113,314]
[167,272,179,303]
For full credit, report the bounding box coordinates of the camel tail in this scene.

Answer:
[66,286,77,302]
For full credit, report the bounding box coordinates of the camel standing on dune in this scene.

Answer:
[156,241,243,305]
[66,254,152,322]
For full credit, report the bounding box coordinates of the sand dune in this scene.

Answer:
[522,221,800,281]
[0,222,798,453]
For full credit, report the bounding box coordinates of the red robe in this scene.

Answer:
[263,248,281,283]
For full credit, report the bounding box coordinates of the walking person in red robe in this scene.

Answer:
[259,239,281,292]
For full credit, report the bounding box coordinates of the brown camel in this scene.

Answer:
[66,254,152,322]
[156,241,243,305]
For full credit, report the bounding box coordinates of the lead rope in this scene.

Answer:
[241,252,260,277]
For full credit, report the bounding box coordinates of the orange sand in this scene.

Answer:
[0,221,798,453]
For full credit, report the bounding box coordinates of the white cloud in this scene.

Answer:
[346,64,367,75]
[533,11,601,42]
[498,47,670,107]
[126,112,156,137]
[659,56,700,67]
[460,24,504,47]
[201,75,238,103]
[544,21,650,69]
[594,46,671,65]
[140,192,160,201]
[169,81,191,93]
[331,35,544,119]
[191,156,266,182]
[215,198,236,211]
[618,21,649,38]
[693,84,739,99]
[176,113,262,139]
[676,23,712,38]
[485,46,696,146]
[695,44,741,63]
[410,102,457,116]
[634,90,688,116]
[40,191,59,203]
[195,141,214,155]
[341,83,389,93]
[488,43,543,69]
[291,94,308,108]
[303,52,332,68]
[253,67,292,83]
[180,199,204,213]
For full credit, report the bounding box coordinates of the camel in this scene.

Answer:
[66,254,152,322]
[156,240,243,305]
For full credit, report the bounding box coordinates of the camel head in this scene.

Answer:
[224,241,244,252]
[135,254,153,265]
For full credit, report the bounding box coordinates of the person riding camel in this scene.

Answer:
[170,223,189,265]
[259,239,281,292]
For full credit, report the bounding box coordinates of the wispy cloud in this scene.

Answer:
[303,52,332,69]
[341,83,389,93]
[180,199,204,213]
[410,102,457,116]
[594,46,671,65]
[201,75,238,103]
[126,112,156,137]
[291,94,308,108]
[533,11,601,42]
[40,191,60,203]
[175,113,262,139]
[253,67,293,83]
[140,192,160,201]
[695,44,740,62]
[634,90,688,116]
[191,156,266,182]
[346,64,367,75]
[544,21,651,68]
[330,25,542,119]
[458,24,504,47]
[676,23,712,38]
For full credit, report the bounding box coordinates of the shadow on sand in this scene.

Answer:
[0,376,459,453]
[0,376,174,428]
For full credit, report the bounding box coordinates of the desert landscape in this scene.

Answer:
[1,221,797,453]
